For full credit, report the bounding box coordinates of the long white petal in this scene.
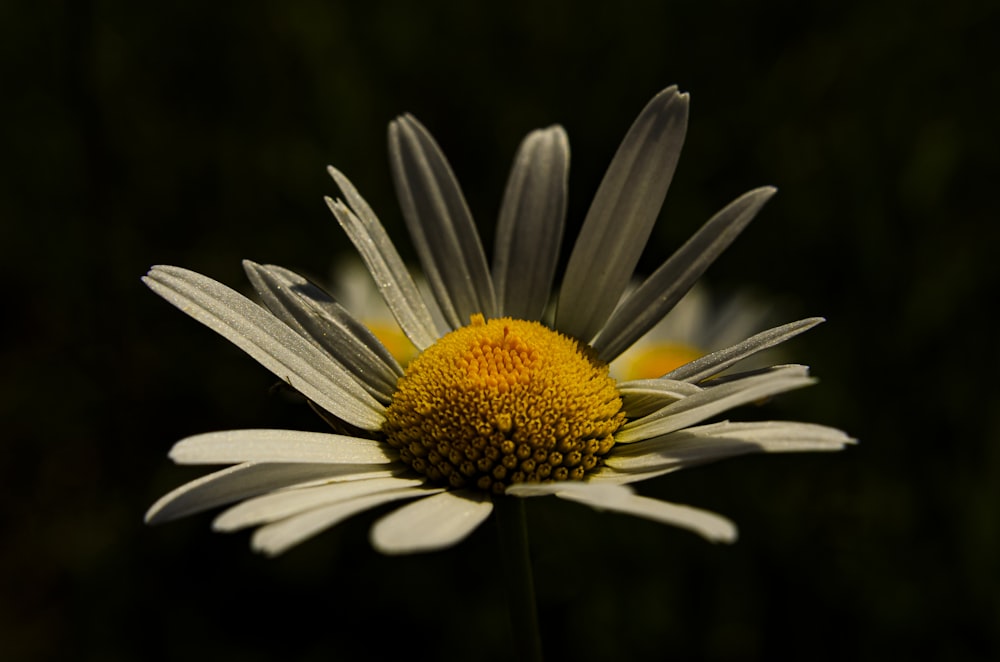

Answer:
[562,486,737,543]
[608,420,855,472]
[663,318,824,383]
[493,126,569,320]
[594,187,776,362]
[144,462,393,524]
[389,114,497,327]
[251,488,441,557]
[370,489,493,554]
[168,429,395,465]
[213,476,425,531]
[326,168,443,349]
[616,366,816,442]
[143,266,385,430]
[243,261,401,401]
[507,481,736,542]
[556,86,689,343]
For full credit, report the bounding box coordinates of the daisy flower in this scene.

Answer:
[610,284,777,382]
[144,86,852,557]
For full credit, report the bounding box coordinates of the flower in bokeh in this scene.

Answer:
[144,86,852,556]
[330,257,420,367]
[610,284,777,382]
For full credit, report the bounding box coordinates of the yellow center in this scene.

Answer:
[367,320,419,366]
[381,314,626,494]
[618,342,704,381]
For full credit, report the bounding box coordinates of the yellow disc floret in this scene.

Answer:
[382,314,625,494]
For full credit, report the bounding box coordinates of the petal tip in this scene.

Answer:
[143,505,160,525]
[714,526,739,545]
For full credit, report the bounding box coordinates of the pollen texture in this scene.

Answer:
[382,314,625,494]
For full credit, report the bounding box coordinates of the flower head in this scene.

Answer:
[610,284,778,382]
[144,86,853,556]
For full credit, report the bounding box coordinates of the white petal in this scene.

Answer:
[664,318,824,383]
[251,488,440,557]
[168,429,395,465]
[144,462,389,524]
[617,378,703,418]
[243,261,401,401]
[213,476,425,531]
[493,126,569,320]
[388,114,497,327]
[325,171,443,349]
[370,489,493,554]
[594,187,776,362]
[508,481,736,543]
[607,420,856,472]
[562,485,737,543]
[556,86,689,343]
[616,366,816,442]
[143,266,385,430]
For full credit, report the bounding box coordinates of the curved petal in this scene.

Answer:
[143,266,385,430]
[663,318,824,383]
[213,476,425,531]
[564,485,738,543]
[594,187,777,362]
[556,86,689,343]
[607,420,856,473]
[493,126,569,320]
[369,489,493,554]
[507,481,736,542]
[145,462,390,524]
[168,429,396,465]
[617,378,703,418]
[251,487,441,557]
[389,114,497,327]
[327,167,443,349]
[243,261,401,402]
[616,366,816,443]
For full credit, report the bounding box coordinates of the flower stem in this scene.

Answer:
[495,497,544,662]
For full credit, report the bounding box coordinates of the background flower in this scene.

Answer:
[330,256,421,366]
[610,283,779,382]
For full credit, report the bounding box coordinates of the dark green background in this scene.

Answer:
[4,0,997,660]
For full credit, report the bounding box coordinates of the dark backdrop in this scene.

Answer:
[3,0,998,660]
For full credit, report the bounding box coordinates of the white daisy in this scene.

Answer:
[144,86,853,557]
[609,284,777,382]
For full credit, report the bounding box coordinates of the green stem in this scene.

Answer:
[494,497,544,662]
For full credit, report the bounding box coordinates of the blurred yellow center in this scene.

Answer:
[367,320,419,366]
[382,314,625,494]
[620,342,704,381]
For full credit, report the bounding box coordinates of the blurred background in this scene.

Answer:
[3,0,997,660]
